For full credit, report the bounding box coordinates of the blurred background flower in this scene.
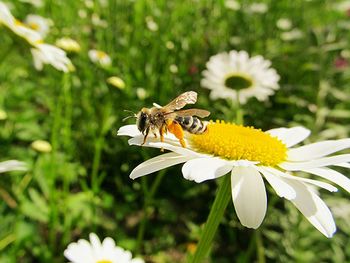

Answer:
[64,233,144,263]
[107,76,126,90]
[55,37,81,53]
[88,49,112,67]
[24,14,52,39]
[201,50,280,104]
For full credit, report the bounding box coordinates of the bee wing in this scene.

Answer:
[165,109,211,118]
[163,91,198,111]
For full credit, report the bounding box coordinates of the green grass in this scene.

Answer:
[1,0,350,262]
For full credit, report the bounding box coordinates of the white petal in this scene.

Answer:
[89,233,102,253]
[257,167,296,200]
[280,154,350,171]
[128,136,202,157]
[130,152,191,179]
[267,127,310,147]
[232,160,259,167]
[231,166,267,229]
[64,239,94,263]
[101,237,116,251]
[0,160,27,173]
[335,162,350,168]
[264,167,337,192]
[287,138,350,161]
[181,158,232,183]
[285,179,336,238]
[303,167,350,194]
[117,125,141,137]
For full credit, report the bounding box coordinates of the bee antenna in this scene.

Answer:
[124,109,136,115]
[122,110,137,122]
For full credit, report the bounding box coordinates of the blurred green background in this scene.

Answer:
[1,0,350,262]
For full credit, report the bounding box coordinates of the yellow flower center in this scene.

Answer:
[189,121,287,166]
[28,22,39,30]
[96,51,107,59]
[97,260,112,263]
[224,73,253,90]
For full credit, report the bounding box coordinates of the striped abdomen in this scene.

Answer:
[175,116,207,134]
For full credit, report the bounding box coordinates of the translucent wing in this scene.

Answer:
[163,91,197,112]
[166,109,210,118]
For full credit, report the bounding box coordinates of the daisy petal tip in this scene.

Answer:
[241,220,262,230]
[117,125,140,137]
[129,171,142,180]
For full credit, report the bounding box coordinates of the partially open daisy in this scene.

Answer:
[64,233,144,263]
[201,50,280,104]
[56,37,81,53]
[118,122,350,237]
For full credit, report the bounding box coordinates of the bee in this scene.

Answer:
[136,91,210,147]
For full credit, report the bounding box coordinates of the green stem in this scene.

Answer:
[62,74,73,155]
[190,174,231,263]
[255,230,266,263]
[91,136,104,193]
[48,77,65,251]
[236,107,244,125]
[136,171,166,253]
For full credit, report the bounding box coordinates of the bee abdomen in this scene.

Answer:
[175,116,207,134]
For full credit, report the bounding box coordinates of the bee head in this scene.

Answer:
[136,108,150,133]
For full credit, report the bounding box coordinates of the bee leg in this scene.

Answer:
[141,127,150,145]
[159,125,166,142]
[167,120,186,148]
[159,125,166,152]
[153,132,157,138]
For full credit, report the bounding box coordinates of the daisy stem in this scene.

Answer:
[136,170,166,253]
[48,77,65,250]
[236,108,244,125]
[255,230,266,263]
[190,174,231,263]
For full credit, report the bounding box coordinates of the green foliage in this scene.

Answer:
[1,0,350,262]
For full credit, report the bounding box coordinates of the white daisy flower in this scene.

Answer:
[0,160,26,173]
[88,49,112,67]
[24,14,51,39]
[280,28,304,41]
[118,122,350,237]
[276,18,292,31]
[145,16,158,32]
[201,50,280,104]
[30,42,73,72]
[225,0,241,10]
[0,2,42,44]
[64,233,144,263]
[246,3,268,14]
